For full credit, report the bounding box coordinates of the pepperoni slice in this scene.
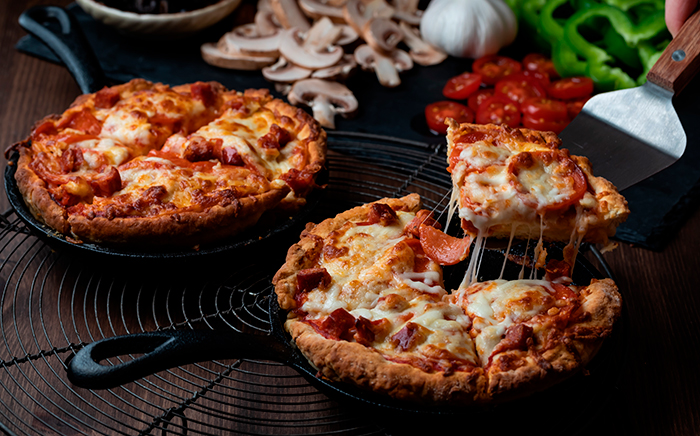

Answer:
[507,150,587,212]
[419,225,472,266]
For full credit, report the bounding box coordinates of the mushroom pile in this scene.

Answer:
[201,0,447,128]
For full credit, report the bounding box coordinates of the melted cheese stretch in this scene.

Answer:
[301,211,480,366]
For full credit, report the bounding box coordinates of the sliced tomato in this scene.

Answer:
[467,88,495,112]
[494,73,547,105]
[521,97,568,121]
[522,53,559,80]
[523,69,551,88]
[419,225,472,266]
[475,95,521,127]
[521,114,569,134]
[566,96,590,119]
[508,150,587,211]
[472,55,522,86]
[442,72,483,100]
[425,101,474,134]
[547,77,594,100]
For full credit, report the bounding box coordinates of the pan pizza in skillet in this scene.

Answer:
[273,190,623,405]
[7,79,326,247]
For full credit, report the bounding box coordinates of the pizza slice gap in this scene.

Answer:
[445,120,630,281]
[449,270,622,401]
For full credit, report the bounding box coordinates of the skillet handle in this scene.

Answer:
[66,330,290,389]
[19,6,108,94]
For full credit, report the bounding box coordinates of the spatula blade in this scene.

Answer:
[559,82,686,191]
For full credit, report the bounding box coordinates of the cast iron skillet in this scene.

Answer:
[9,6,321,260]
[65,243,626,421]
[4,151,323,260]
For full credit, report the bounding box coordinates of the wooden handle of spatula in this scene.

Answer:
[647,9,700,95]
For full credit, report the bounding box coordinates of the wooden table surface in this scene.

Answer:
[2,1,700,435]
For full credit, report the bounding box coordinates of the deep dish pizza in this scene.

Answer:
[273,194,622,404]
[9,79,326,246]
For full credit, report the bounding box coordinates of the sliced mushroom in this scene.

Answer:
[298,0,345,23]
[257,0,274,12]
[335,24,359,46]
[354,44,413,87]
[311,54,357,80]
[288,79,358,129]
[262,57,313,83]
[201,43,277,70]
[254,9,282,36]
[363,17,403,55]
[304,17,343,52]
[366,0,395,18]
[271,0,310,31]
[392,0,419,12]
[342,0,370,35]
[391,0,421,25]
[398,22,447,66]
[275,82,293,95]
[392,9,422,25]
[279,28,344,69]
[224,24,281,57]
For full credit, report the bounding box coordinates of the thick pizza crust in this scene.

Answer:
[11,79,327,246]
[66,185,290,245]
[287,319,486,404]
[273,195,622,405]
[15,146,70,235]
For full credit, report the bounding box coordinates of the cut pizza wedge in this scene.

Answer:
[446,120,629,248]
[449,276,621,401]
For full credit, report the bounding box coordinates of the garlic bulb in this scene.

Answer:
[419,0,517,59]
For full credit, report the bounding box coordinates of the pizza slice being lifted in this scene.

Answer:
[444,120,629,271]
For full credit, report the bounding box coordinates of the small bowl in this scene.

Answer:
[75,0,242,38]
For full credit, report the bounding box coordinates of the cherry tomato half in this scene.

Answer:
[442,72,483,100]
[476,95,521,127]
[494,73,547,104]
[522,53,559,80]
[523,69,551,88]
[425,101,474,134]
[522,114,569,134]
[521,97,569,121]
[468,88,495,112]
[472,55,522,86]
[547,77,594,100]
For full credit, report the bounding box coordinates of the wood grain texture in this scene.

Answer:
[647,9,700,94]
[1,1,700,435]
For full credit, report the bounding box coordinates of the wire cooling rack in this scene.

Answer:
[0,132,452,436]
[0,132,620,436]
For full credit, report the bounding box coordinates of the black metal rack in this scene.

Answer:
[0,133,453,436]
[0,132,620,436]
